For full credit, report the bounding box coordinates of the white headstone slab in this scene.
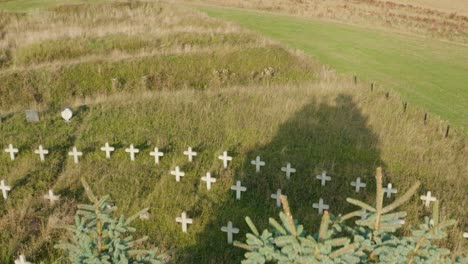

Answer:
[351,177,366,193]
[313,198,329,214]
[218,151,232,168]
[183,147,197,162]
[383,183,397,198]
[0,179,11,200]
[44,189,60,205]
[316,171,331,186]
[34,145,49,162]
[5,144,19,160]
[150,147,164,164]
[221,221,239,244]
[25,110,39,123]
[251,156,265,172]
[170,166,185,182]
[61,107,73,122]
[281,163,296,180]
[463,232,468,238]
[125,144,140,161]
[420,191,437,208]
[176,211,193,233]
[271,189,286,208]
[201,172,216,190]
[139,211,150,220]
[100,142,115,159]
[68,146,83,164]
[231,181,246,200]
[15,254,31,264]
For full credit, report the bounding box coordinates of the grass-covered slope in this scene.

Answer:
[0,1,467,263]
[198,5,468,132]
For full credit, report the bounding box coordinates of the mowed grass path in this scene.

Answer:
[200,6,468,131]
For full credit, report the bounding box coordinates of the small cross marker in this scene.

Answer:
[221,221,239,244]
[316,171,332,186]
[281,163,296,180]
[251,156,265,172]
[271,189,286,207]
[383,183,398,198]
[34,145,49,162]
[351,177,366,193]
[68,146,83,164]
[420,191,437,208]
[15,254,31,264]
[231,181,247,200]
[125,144,140,161]
[218,151,232,168]
[100,142,115,159]
[0,179,11,200]
[201,172,216,190]
[170,166,185,182]
[44,189,60,205]
[183,147,197,162]
[463,232,468,238]
[149,147,164,164]
[313,198,329,214]
[359,209,369,220]
[140,211,150,220]
[176,211,193,233]
[5,144,19,160]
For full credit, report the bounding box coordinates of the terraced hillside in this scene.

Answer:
[0,1,467,263]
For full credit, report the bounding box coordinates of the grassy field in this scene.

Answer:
[199,6,468,133]
[0,1,467,263]
[0,0,107,10]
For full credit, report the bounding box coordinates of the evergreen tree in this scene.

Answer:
[55,179,162,264]
[235,167,467,263]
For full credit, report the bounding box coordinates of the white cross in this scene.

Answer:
[463,232,468,238]
[316,171,332,186]
[140,211,150,220]
[231,181,247,200]
[0,179,11,200]
[170,166,185,182]
[149,147,164,164]
[201,172,216,190]
[183,147,197,162]
[420,191,437,208]
[383,183,398,198]
[68,146,83,164]
[100,142,115,159]
[176,211,193,233]
[5,144,19,160]
[281,163,296,180]
[251,156,265,172]
[44,189,60,205]
[221,221,239,244]
[15,254,31,264]
[271,189,286,207]
[218,151,232,168]
[34,145,49,162]
[351,177,366,193]
[359,209,369,220]
[313,198,329,214]
[125,144,139,161]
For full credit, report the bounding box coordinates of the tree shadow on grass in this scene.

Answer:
[174,94,383,263]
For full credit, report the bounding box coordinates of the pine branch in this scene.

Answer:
[329,242,359,259]
[382,181,421,214]
[375,167,383,231]
[280,195,296,237]
[234,241,253,251]
[318,211,329,242]
[346,198,376,212]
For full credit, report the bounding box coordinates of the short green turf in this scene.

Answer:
[199,6,468,131]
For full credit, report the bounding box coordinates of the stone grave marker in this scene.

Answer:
[221,221,239,244]
[0,179,11,200]
[281,163,296,180]
[218,151,232,168]
[316,171,331,186]
[125,144,140,161]
[15,254,31,264]
[100,142,115,159]
[5,144,19,160]
[271,189,286,208]
[420,191,437,208]
[251,156,265,172]
[150,147,164,164]
[351,177,366,193]
[61,107,73,122]
[170,166,185,182]
[34,145,49,162]
[201,172,216,190]
[25,110,39,123]
[231,181,246,200]
[313,198,329,214]
[383,183,397,198]
[183,147,197,162]
[44,189,60,205]
[68,146,83,164]
[176,211,193,233]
